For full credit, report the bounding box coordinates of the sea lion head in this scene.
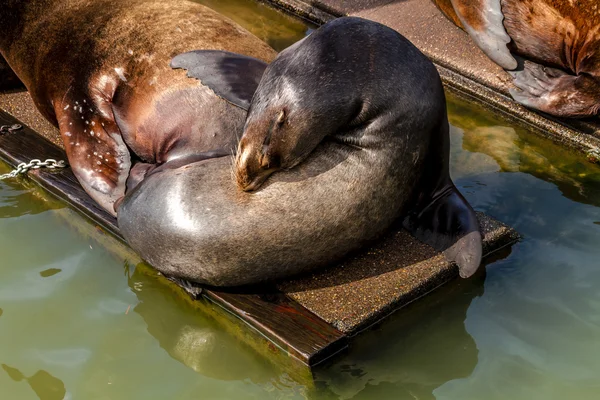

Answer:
[235,98,324,192]
[234,43,346,192]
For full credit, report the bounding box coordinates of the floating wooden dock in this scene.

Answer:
[0,0,523,374]
[0,105,518,372]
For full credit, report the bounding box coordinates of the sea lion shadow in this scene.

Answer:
[0,55,24,92]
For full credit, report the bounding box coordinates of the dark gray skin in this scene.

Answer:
[0,0,276,215]
[118,17,483,287]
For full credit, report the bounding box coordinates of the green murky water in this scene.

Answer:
[2,0,600,399]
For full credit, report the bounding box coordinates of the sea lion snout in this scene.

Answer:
[235,99,329,191]
[234,109,289,191]
[234,135,281,192]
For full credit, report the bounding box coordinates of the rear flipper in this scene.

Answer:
[449,0,517,70]
[509,62,600,117]
[403,184,483,278]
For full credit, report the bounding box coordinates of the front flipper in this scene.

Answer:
[55,97,131,216]
[450,0,517,70]
[171,50,268,110]
[509,62,600,117]
[403,184,483,278]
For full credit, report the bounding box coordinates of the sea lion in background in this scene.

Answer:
[0,0,276,214]
[433,0,600,118]
[118,17,483,287]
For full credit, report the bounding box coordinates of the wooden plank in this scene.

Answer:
[205,291,348,365]
[0,109,347,366]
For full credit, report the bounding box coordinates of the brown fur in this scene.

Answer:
[502,0,600,76]
[433,0,600,116]
[433,0,466,28]
[0,0,276,214]
[433,0,600,76]
[452,0,486,30]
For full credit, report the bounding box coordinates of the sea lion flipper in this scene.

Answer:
[55,102,131,216]
[509,62,600,117]
[449,0,517,70]
[403,184,483,278]
[171,50,268,110]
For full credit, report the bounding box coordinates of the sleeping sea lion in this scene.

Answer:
[117,17,483,286]
[433,0,600,117]
[0,0,276,214]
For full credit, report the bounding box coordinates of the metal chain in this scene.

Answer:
[0,124,68,180]
[0,159,67,180]
[0,124,22,134]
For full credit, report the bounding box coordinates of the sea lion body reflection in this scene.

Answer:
[118,18,483,287]
[433,0,600,117]
[0,0,276,214]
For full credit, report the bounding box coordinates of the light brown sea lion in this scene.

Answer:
[0,0,276,215]
[433,0,600,118]
[118,17,483,286]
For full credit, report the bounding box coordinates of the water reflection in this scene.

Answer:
[314,267,487,399]
[0,181,58,218]
[128,268,278,383]
[448,95,600,207]
[310,94,600,399]
[2,364,67,400]
[191,0,313,51]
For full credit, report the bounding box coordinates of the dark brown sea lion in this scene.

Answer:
[433,0,600,117]
[0,0,276,214]
[118,17,483,286]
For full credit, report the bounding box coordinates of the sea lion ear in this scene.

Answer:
[403,183,483,278]
[171,50,268,110]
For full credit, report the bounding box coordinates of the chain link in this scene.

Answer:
[0,124,68,180]
[0,159,68,180]
[0,124,22,134]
